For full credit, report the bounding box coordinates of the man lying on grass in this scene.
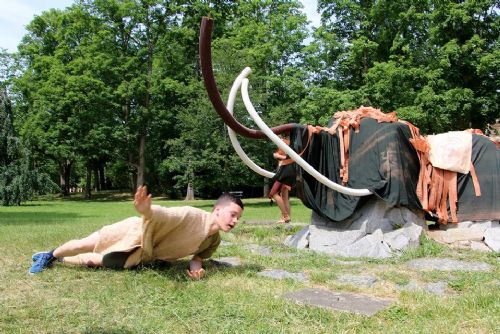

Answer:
[29,186,243,279]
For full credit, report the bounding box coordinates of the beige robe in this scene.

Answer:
[93,205,219,268]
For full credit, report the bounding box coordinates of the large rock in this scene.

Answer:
[427,220,499,252]
[308,225,366,255]
[384,223,423,251]
[283,225,309,249]
[426,229,484,244]
[471,241,492,252]
[484,226,500,252]
[341,229,392,258]
[463,220,498,232]
[284,197,426,258]
[312,197,423,233]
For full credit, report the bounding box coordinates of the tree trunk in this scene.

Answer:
[185,182,194,201]
[59,160,72,197]
[136,40,153,190]
[130,172,137,193]
[137,133,146,187]
[98,162,106,190]
[128,151,137,192]
[85,163,92,199]
[93,166,99,192]
[263,178,270,198]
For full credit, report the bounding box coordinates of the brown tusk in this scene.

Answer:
[199,17,296,139]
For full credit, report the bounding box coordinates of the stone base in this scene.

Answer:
[284,197,427,258]
[426,220,500,252]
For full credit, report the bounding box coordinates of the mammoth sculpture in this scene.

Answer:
[198,17,500,228]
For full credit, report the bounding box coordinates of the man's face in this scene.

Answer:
[215,202,243,232]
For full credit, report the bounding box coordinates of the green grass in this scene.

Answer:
[0,193,499,333]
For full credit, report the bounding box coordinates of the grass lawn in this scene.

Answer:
[0,193,498,333]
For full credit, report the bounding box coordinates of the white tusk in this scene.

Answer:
[226,67,275,179]
[240,78,373,197]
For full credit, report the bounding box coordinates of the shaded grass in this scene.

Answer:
[0,194,499,333]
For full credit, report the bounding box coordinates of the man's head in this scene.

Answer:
[213,193,244,232]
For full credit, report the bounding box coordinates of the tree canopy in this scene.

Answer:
[0,0,498,204]
[0,50,57,205]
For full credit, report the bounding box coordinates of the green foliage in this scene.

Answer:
[0,85,57,206]
[158,89,265,197]
[155,0,310,197]
[381,306,410,322]
[4,0,499,198]
[314,0,499,133]
[399,234,447,261]
[0,149,58,206]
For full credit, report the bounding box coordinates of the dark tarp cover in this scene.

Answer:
[456,135,500,221]
[288,119,499,223]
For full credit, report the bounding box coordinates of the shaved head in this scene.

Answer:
[214,193,244,210]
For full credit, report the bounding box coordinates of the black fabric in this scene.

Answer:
[291,119,421,223]
[102,249,138,269]
[456,135,500,221]
[289,121,499,223]
[271,163,296,187]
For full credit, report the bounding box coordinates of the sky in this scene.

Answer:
[0,0,320,53]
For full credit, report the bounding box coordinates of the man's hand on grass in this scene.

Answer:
[187,256,205,280]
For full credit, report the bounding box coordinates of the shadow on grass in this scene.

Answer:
[88,259,264,282]
[0,211,84,226]
[33,190,135,203]
[32,193,280,208]
[82,328,134,334]
[64,192,134,202]
[4,202,56,207]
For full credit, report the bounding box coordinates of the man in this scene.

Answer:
[29,186,243,279]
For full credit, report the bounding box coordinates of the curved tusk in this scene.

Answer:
[199,16,295,138]
[226,67,275,179]
[240,78,373,197]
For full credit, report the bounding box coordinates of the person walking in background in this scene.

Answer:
[268,135,296,224]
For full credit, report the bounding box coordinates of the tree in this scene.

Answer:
[0,51,57,205]
[18,6,116,197]
[313,0,499,133]
[158,0,311,198]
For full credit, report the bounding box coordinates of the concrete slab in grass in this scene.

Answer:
[284,288,392,316]
[337,274,378,288]
[246,244,273,256]
[258,269,308,282]
[406,258,492,272]
[397,280,449,295]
